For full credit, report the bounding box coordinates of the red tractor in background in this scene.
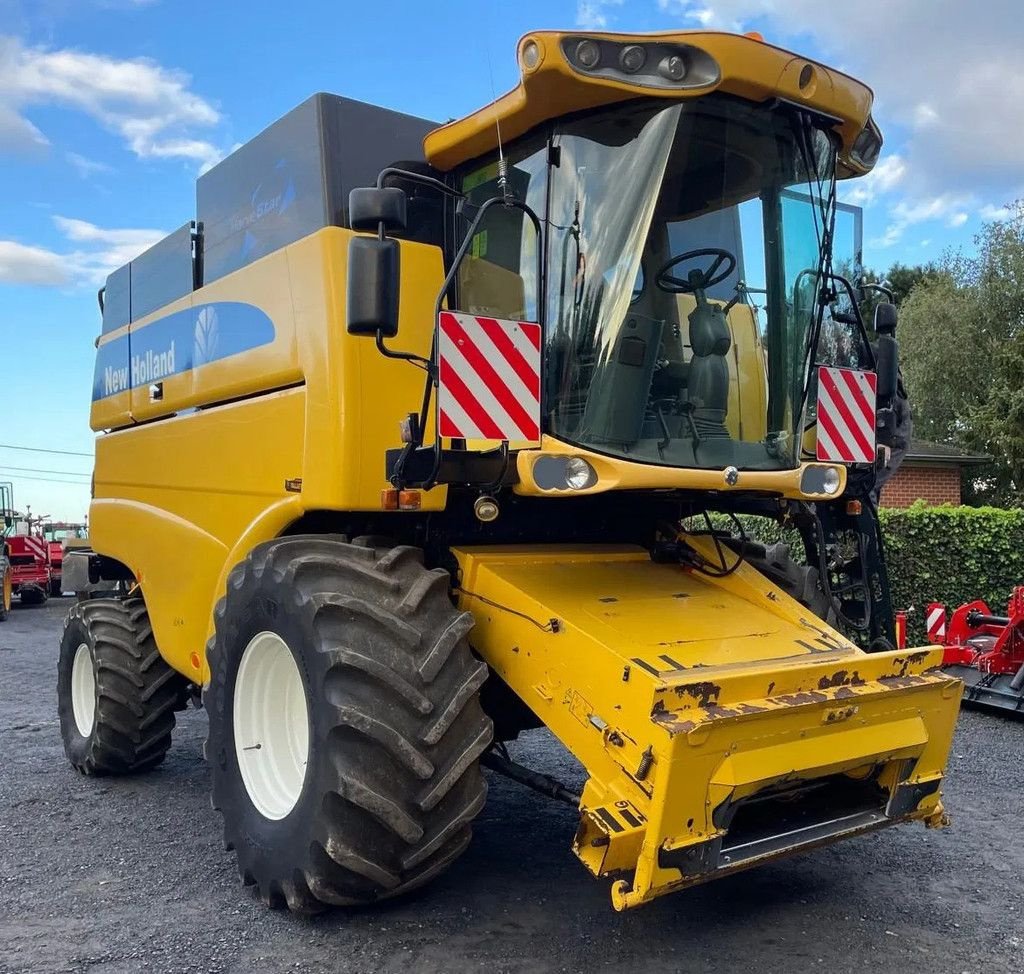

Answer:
[928,589,1024,717]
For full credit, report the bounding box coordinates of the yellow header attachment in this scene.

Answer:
[424,30,880,176]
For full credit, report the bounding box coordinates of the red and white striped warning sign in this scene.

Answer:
[20,535,48,561]
[816,366,877,464]
[437,311,541,442]
[926,603,947,642]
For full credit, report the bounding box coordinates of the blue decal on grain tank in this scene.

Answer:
[92,302,275,401]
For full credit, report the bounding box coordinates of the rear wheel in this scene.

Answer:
[205,535,492,912]
[57,597,189,774]
[50,576,63,597]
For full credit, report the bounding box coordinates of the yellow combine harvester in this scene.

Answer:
[60,29,961,912]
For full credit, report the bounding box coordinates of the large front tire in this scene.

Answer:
[57,597,189,774]
[205,536,492,912]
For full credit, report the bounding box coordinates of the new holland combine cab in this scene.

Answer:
[60,29,962,912]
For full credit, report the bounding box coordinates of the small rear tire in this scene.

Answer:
[50,577,63,597]
[205,535,492,912]
[58,597,189,775]
[21,586,47,606]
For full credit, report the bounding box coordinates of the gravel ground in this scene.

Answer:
[0,598,1021,974]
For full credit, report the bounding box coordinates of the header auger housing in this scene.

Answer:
[62,27,960,913]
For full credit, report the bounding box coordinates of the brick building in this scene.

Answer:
[880,440,989,508]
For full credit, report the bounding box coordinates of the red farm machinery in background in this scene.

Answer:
[926,589,1024,717]
[0,485,55,607]
[42,521,88,598]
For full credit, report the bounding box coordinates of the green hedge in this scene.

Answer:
[879,503,1024,643]
[711,503,1024,644]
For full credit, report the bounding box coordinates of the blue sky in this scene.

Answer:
[2,0,1021,517]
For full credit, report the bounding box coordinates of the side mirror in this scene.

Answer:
[874,301,897,335]
[348,187,407,234]
[874,302,899,402]
[346,187,405,338]
[347,237,400,337]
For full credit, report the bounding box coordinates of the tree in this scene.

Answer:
[896,201,1024,505]
[884,262,946,305]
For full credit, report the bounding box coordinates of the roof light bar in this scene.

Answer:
[560,37,720,90]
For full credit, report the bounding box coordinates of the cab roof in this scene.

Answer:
[423,30,879,177]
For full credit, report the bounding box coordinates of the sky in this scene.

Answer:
[2,0,1022,518]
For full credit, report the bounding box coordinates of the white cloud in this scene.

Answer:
[980,203,1013,221]
[872,193,974,248]
[658,1,1024,237]
[658,0,741,30]
[841,154,906,206]
[0,216,165,288]
[0,240,68,286]
[66,150,113,178]
[0,34,224,168]
[577,0,625,28]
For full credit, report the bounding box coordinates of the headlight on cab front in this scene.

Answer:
[532,455,599,492]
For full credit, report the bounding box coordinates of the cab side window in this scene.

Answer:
[456,140,548,322]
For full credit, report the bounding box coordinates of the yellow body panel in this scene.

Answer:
[89,227,448,679]
[90,321,135,430]
[129,259,302,423]
[424,31,875,172]
[453,542,961,909]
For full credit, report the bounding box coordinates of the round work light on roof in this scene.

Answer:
[521,40,540,70]
[619,45,646,74]
[659,54,687,81]
[575,39,601,69]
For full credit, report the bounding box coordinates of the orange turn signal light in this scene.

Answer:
[381,489,422,511]
[846,499,863,515]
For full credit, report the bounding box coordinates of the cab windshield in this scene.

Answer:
[457,95,837,470]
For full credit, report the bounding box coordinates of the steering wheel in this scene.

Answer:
[655,248,737,294]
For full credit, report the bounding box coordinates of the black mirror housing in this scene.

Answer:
[875,333,899,402]
[348,187,407,234]
[346,236,400,337]
[873,301,898,335]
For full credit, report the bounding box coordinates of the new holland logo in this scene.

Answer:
[131,343,177,386]
[194,306,219,365]
[103,344,177,397]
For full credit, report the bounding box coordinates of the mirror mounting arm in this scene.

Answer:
[376,166,465,200]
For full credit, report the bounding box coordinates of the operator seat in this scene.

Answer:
[686,293,732,437]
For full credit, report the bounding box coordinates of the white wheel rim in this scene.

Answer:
[233,631,310,820]
[71,642,96,737]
